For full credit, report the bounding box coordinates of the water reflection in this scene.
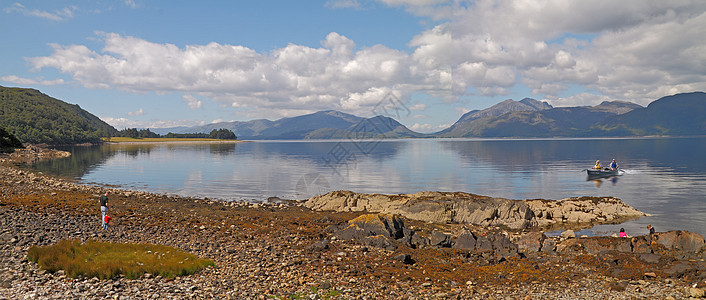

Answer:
[25,137,706,237]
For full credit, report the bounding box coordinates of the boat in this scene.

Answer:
[586,168,619,177]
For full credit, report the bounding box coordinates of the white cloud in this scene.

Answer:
[402,0,706,104]
[3,2,77,21]
[409,122,448,133]
[24,1,706,119]
[182,94,203,110]
[0,75,65,86]
[543,93,613,108]
[102,116,205,130]
[409,103,426,111]
[29,31,433,118]
[127,108,144,116]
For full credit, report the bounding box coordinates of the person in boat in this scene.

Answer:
[610,159,618,170]
[593,160,602,170]
[619,228,628,238]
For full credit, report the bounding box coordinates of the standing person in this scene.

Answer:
[647,224,656,244]
[100,192,109,229]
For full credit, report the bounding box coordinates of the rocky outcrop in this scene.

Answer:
[654,231,706,252]
[305,191,644,230]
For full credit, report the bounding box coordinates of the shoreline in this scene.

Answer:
[1,149,705,299]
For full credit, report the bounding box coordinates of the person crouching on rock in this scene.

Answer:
[619,228,628,237]
[103,215,112,230]
[100,192,109,230]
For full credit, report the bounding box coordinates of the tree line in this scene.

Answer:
[117,128,237,140]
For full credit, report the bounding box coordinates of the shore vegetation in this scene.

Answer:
[104,137,237,143]
[27,239,214,280]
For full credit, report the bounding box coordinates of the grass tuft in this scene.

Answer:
[27,239,214,280]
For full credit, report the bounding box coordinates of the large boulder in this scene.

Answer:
[557,237,632,254]
[305,191,644,230]
[516,231,546,253]
[332,214,414,251]
[654,231,706,252]
[335,214,405,240]
[452,230,477,250]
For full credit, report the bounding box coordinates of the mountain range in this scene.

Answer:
[2,84,705,144]
[164,96,657,139]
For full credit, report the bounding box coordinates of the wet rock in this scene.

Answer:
[561,230,575,239]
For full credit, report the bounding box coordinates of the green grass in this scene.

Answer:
[27,239,214,280]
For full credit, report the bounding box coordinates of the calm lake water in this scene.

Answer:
[30,137,706,237]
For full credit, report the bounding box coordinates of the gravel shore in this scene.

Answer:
[1,149,704,299]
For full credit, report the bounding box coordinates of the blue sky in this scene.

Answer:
[2,1,705,132]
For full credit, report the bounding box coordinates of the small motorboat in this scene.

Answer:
[586,168,619,177]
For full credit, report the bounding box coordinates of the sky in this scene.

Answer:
[2,1,705,133]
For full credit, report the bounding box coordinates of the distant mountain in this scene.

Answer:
[180,110,424,139]
[0,86,117,145]
[591,92,706,136]
[437,98,553,137]
[435,98,646,138]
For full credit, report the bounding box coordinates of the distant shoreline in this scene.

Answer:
[103,137,246,144]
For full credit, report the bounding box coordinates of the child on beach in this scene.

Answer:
[103,215,112,230]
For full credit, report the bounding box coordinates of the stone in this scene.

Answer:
[305,191,644,230]
[638,253,661,264]
[580,237,632,254]
[430,230,452,247]
[452,230,476,250]
[654,231,706,252]
[631,236,653,254]
[689,287,705,298]
[306,240,330,252]
[541,238,556,252]
[392,254,414,265]
[560,230,575,239]
[516,232,545,253]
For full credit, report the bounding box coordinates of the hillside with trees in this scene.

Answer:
[0,86,117,145]
[0,127,23,152]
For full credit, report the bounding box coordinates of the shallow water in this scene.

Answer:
[30,137,706,237]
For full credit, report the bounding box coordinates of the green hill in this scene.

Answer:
[0,127,23,152]
[0,86,117,145]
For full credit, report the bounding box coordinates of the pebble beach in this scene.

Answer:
[1,148,704,299]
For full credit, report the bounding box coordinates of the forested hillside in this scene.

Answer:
[0,86,117,145]
[0,127,23,152]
